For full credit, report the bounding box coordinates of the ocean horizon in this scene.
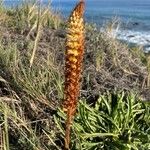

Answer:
[3,0,150,51]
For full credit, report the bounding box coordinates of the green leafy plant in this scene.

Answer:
[55,92,150,150]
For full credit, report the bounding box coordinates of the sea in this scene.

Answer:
[3,0,150,52]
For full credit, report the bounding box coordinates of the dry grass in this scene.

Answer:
[83,25,148,103]
[0,1,149,150]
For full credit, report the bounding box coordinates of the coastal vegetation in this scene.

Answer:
[0,1,150,150]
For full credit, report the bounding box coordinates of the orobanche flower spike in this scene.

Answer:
[63,0,85,149]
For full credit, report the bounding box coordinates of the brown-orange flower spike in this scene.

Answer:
[63,0,85,149]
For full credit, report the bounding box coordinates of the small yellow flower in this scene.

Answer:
[67,49,79,56]
[68,55,77,62]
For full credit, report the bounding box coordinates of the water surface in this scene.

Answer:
[4,0,150,51]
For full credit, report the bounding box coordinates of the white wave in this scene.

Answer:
[116,30,150,52]
[144,46,150,52]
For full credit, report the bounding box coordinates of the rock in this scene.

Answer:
[140,88,150,102]
[55,29,66,38]
[133,22,139,26]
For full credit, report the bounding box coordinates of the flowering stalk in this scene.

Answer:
[63,0,85,149]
